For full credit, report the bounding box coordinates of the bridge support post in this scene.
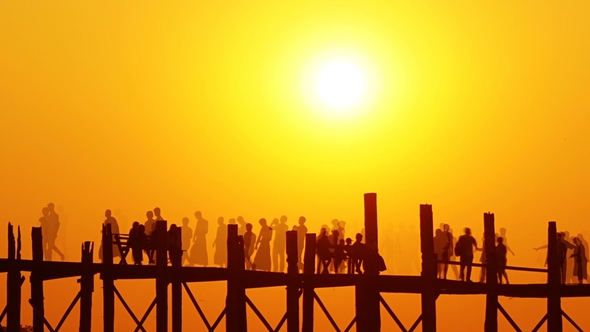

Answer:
[484,213,497,332]
[302,233,316,332]
[547,221,562,331]
[31,227,45,332]
[420,204,436,332]
[156,220,168,332]
[7,224,21,332]
[79,241,94,332]
[286,230,300,332]
[101,223,115,332]
[226,224,247,332]
[172,227,182,332]
[356,193,380,332]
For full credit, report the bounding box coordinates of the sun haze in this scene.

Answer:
[1,0,590,331]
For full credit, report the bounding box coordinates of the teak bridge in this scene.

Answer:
[0,193,587,332]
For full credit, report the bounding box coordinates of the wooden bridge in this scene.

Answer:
[0,193,587,331]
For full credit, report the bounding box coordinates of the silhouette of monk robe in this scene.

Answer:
[44,204,65,261]
[181,217,193,265]
[213,217,227,267]
[191,212,209,266]
[99,210,120,261]
[272,217,288,272]
[571,237,587,284]
[254,219,273,271]
[295,217,308,270]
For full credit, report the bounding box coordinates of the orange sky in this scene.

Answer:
[1,0,590,330]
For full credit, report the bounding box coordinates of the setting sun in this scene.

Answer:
[316,61,366,110]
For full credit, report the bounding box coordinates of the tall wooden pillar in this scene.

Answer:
[484,213,497,332]
[226,224,247,332]
[101,223,115,332]
[419,204,436,332]
[547,221,562,331]
[302,233,316,332]
[80,241,94,332]
[356,193,380,332]
[31,227,45,332]
[156,220,169,332]
[7,223,22,332]
[172,227,182,332]
[286,230,300,332]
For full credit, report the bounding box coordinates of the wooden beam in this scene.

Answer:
[155,220,168,332]
[101,223,115,332]
[171,227,182,332]
[419,204,436,332]
[302,233,316,332]
[226,224,246,332]
[79,241,94,332]
[484,213,498,332]
[547,221,562,332]
[7,223,21,332]
[31,227,45,332]
[286,230,299,332]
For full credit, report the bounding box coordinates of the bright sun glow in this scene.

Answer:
[316,61,366,110]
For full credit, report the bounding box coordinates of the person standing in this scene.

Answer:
[243,223,256,270]
[100,209,120,262]
[181,217,193,265]
[212,217,227,268]
[571,237,587,285]
[254,218,273,271]
[455,227,481,282]
[496,237,509,284]
[272,216,288,272]
[191,211,209,266]
[295,216,308,271]
[44,203,65,261]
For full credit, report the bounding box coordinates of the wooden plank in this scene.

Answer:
[484,213,497,332]
[419,204,436,332]
[302,233,316,332]
[286,230,299,332]
[31,227,45,332]
[155,220,168,332]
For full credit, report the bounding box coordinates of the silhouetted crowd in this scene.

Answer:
[534,231,588,285]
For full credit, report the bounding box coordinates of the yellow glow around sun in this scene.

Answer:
[316,61,366,109]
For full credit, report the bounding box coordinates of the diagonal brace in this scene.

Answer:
[133,297,157,332]
[313,291,341,332]
[245,295,274,332]
[183,282,212,330]
[273,288,303,332]
[531,313,547,332]
[209,307,226,332]
[112,285,147,332]
[379,295,408,332]
[343,316,356,332]
[408,314,422,332]
[562,310,583,332]
[497,302,522,332]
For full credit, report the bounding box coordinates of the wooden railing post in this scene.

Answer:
[226,224,247,332]
[420,204,436,332]
[101,223,115,332]
[31,227,44,332]
[547,221,562,331]
[302,233,316,332]
[7,224,22,332]
[79,241,94,332]
[484,213,497,332]
[172,227,182,332]
[156,220,168,332]
[356,193,380,332]
[286,230,299,332]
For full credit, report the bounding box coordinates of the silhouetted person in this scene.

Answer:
[55,204,69,260]
[40,204,65,261]
[498,228,515,256]
[333,239,346,274]
[272,216,288,272]
[181,217,193,265]
[295,216,307,271]
[328,230,340,272]
[441,224,453,279]
[212,217,227,268]
[571,237,587,285]
[344,238,354,274]
[363,242,386,275]
[237,216,247,236]
[254,218,273,271]
[144,211,156,237]
[352,233,366,274]
[191,211,209,266]
[129,222,142,265]
[496,237,509,284]
[455,227,481,282]
[534,232,571,283]
[100,209,120,262]
[154,207,164,221]
[433,229,446,278]
[316,228,331,274]
[448,228,460,279]
[244,223,256,270]
[137,224,148,265]
[168,224,182,265]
